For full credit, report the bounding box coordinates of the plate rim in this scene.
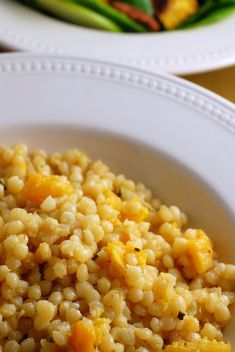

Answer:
[0,53,234,133]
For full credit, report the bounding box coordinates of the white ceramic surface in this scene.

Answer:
[0,54,235,345]
[1,0,235,74]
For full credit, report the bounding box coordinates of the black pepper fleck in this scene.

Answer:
[177,311,185,320]
[92,252,99,261]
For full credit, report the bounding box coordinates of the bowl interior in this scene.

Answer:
[1,124,235,343]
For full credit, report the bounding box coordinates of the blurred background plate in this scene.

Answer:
[1,0,235,74]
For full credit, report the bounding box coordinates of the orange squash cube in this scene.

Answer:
[22,174,74,204]
[69,321,96,352]
[187,230,213,274]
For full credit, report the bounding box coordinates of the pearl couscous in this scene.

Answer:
[0,144,234,352]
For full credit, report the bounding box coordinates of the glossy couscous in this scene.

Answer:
[0,145,234,352]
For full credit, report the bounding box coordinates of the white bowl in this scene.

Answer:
[0,54,235,346]
[1,0,235,74]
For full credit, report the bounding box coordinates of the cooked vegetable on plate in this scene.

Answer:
[20,0,235,32]
[0,144,234,351]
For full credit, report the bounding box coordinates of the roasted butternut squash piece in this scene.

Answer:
[104,190,122,211]
[69,321,96,352]
[187,229,213,274]
[157,0,198,30]
[107,241,147,276]
[22,174,74,204]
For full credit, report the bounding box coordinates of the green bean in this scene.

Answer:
[34,0,123,32]
[191,6,235,26]
[74,0,148,32]
[181,0,235,28]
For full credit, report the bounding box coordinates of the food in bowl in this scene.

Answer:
[0,144,234,351]
[19,0,235,32]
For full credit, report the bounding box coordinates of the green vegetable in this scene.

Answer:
[18,0,235,32]
[182,0,215,25]
[24,0,122,32]
[182,5,235,27]
[181,0,235,27]
[199,5,235,24]
[122,0,154,16]
[74,0,148,32]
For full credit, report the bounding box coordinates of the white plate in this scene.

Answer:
[0,54,235,345]
[1,0,235,74]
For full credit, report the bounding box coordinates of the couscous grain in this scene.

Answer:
[0,145,233,352]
